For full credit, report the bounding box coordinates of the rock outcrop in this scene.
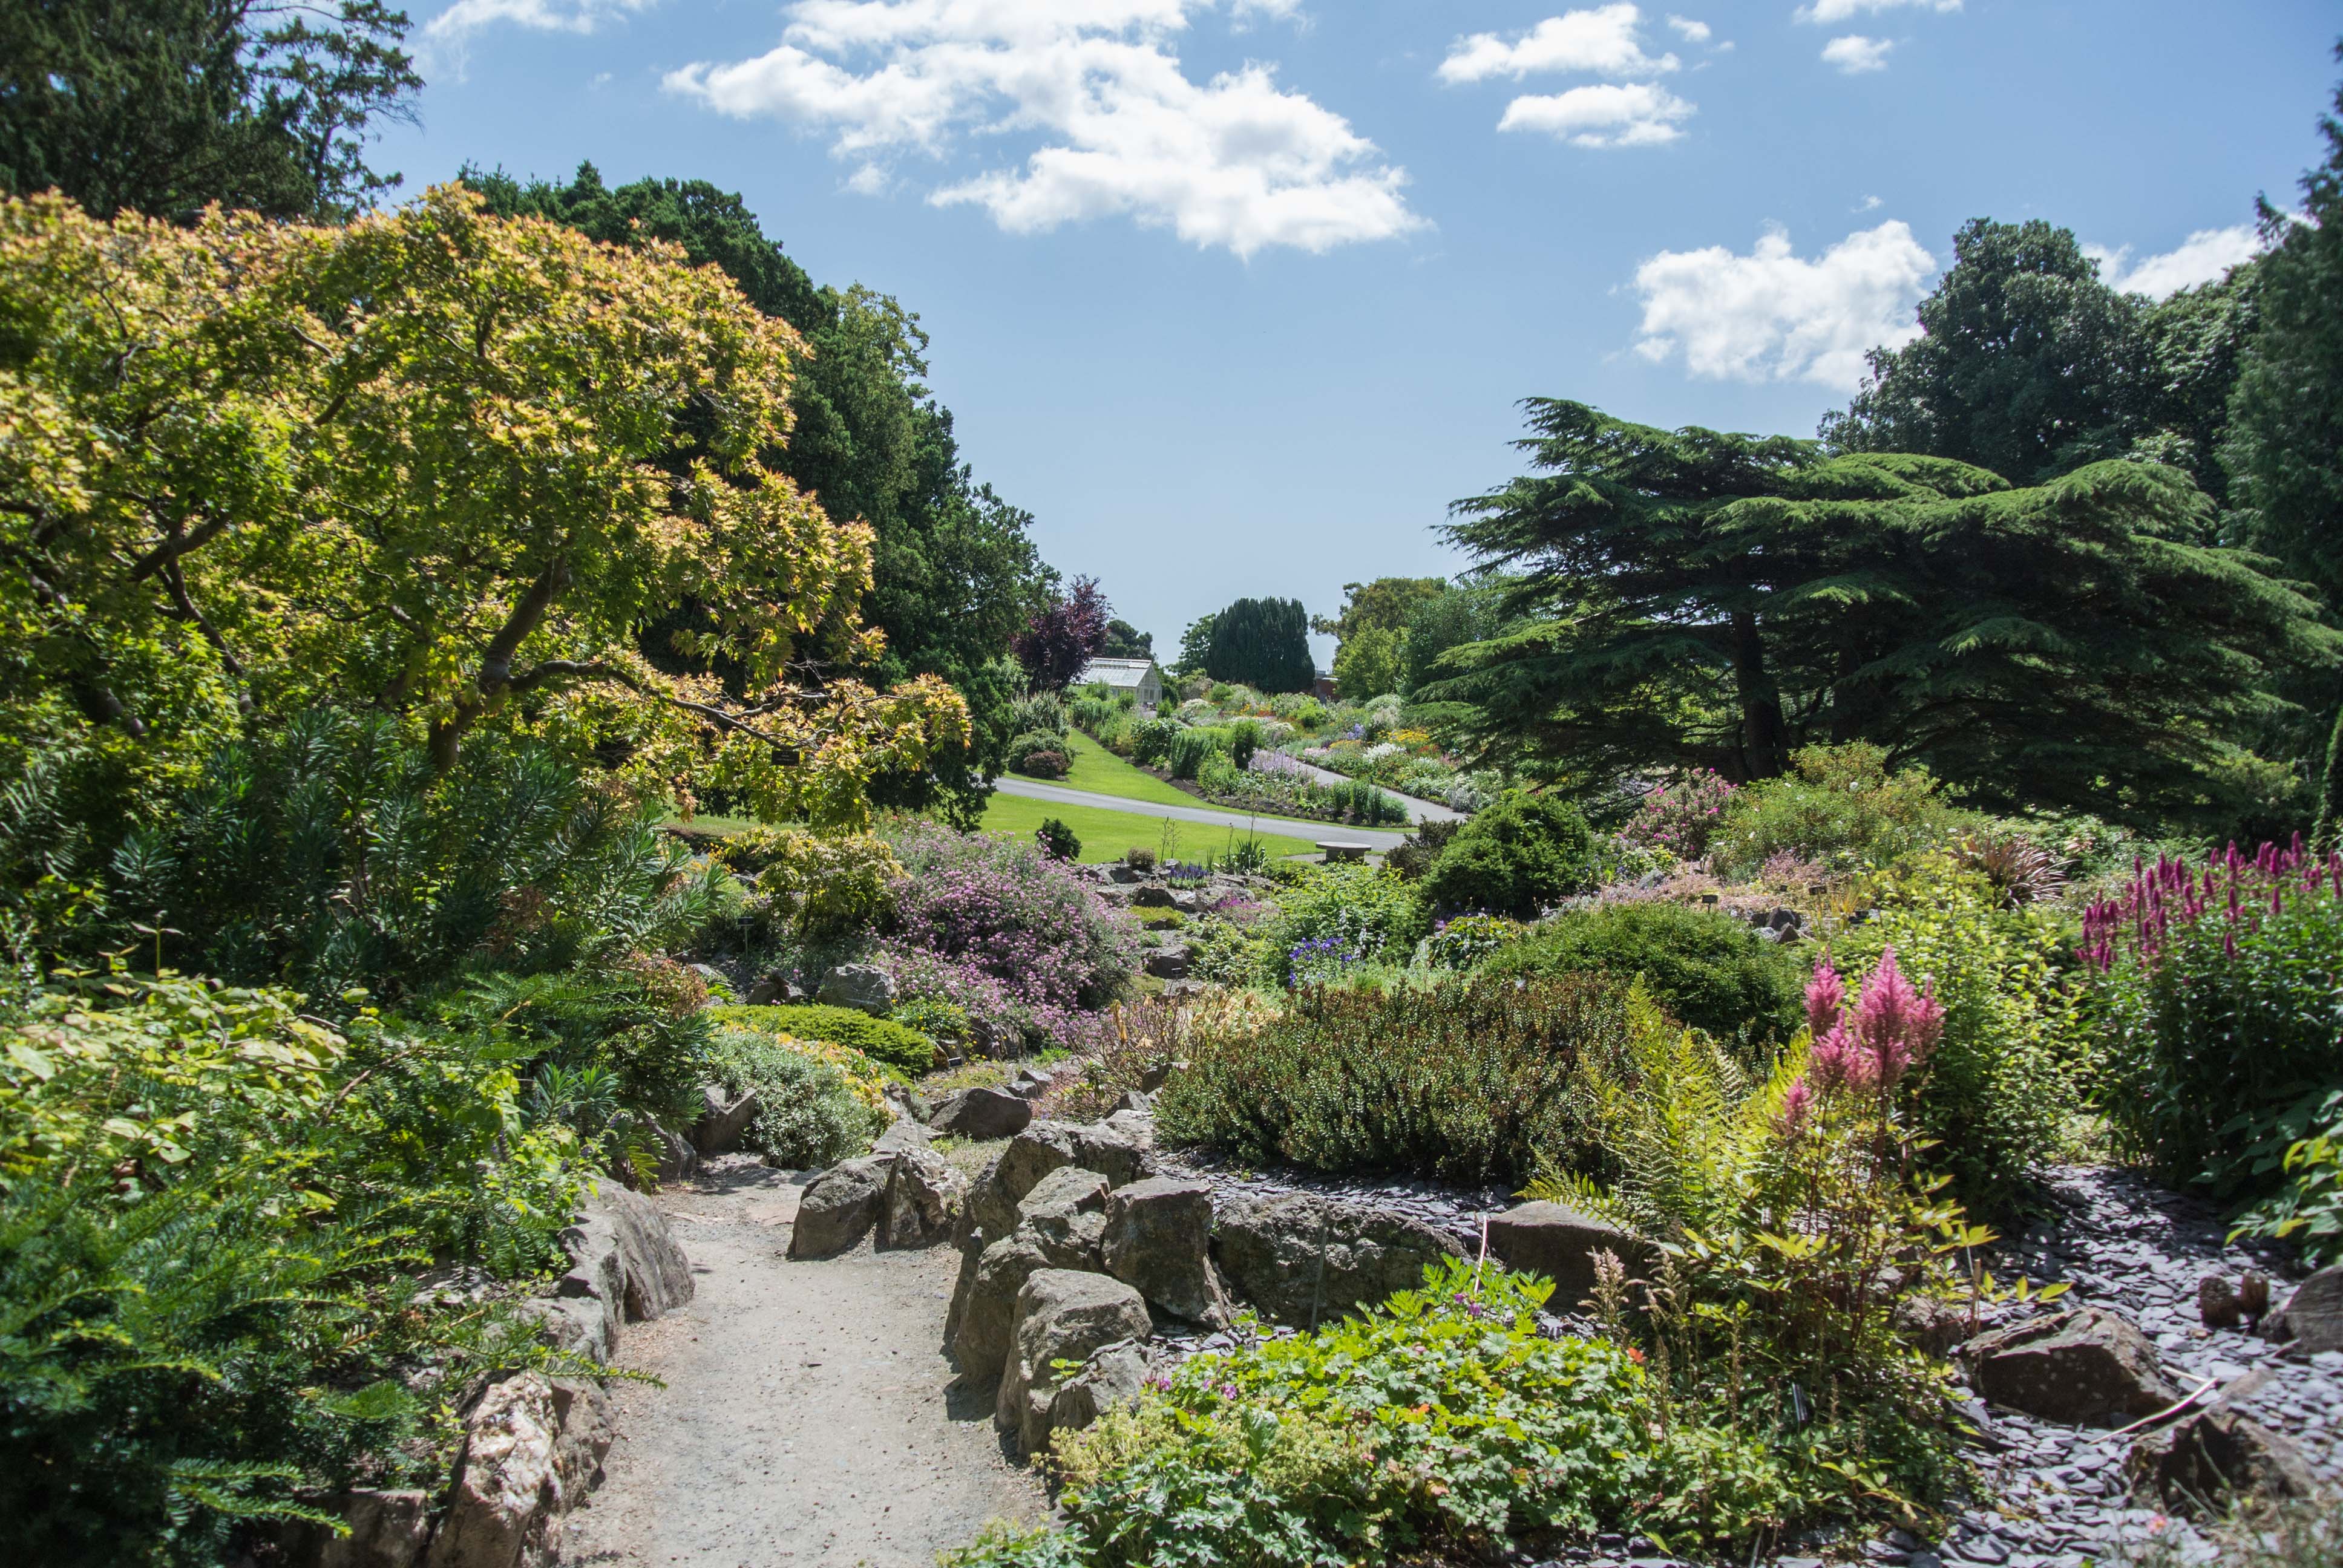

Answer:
[1961,1307,2180,1425]
[816,962,897,1013]
[1212,1192,1463,1327]
[996,1270,1153,1456]
[788,1156,896,1259]
[1017,1166,1111,1270]
[1484,1201,1654,1308]
[1046,1340,1151,1442]
[949,1233,1052,1382]
[525,1178,695,1361]
[1102,1176,1231,1327]
[424,1373,613,1568]
[692,1083,759,1155]
[928,1085,1034,1140]
[880,1149,968,1249]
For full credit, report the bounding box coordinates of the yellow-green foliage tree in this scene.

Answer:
[0,185,967,838]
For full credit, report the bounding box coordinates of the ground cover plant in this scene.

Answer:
[707,1002,939,1076]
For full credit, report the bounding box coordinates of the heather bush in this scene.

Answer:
[1621,769,1736,861]
[704,1025,886,1168]
[1155,975,1636,1183]
[1709,744,1981,880]
[707,1002,938,1076]
[1480,901,1806,1048]
[2083,839,2343,1201]
[1418,794,1602,920]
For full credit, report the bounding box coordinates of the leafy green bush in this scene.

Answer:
[1156,975,1634,1183]
[1710,744,1979,880]
[2233,1088,2343,1267]
[708,1002,938,1076]
[705,1027,886,1167]
[2085,842,2343,1202]
[1480,901,1806,1047]
[1261,865,1427,986]
[1419,912,1527,969]
[1418,794,1601,920]
[1165,728,1220,780]
[1006,732,1070,777]
[949,1262,1795,1568]
[1128,718,1182,767]
[1035,816,1081,860]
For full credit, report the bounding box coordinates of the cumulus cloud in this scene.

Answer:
[1631,221,1936,388]
[1438,5,1678,83]
[426,0,653,41]
[1794,0,1960,21]
[1502,82,1694,146]
[1822,34,1892,72]
[2086,224,2263,298]
[1666,15,1712,43]
[662,1,1420,257]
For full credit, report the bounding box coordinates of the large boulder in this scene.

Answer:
[817,962,898,1014]
[1961,1307,2180,1425]
[787,1157,893,1259]
[881,1149,966,1249]
[1103,1177,1231,1327]
[1213,1193,1464,1327]
[1046,1339,1152,1443]
[929,1086,1034,1141]
[961,1120,1154,1244]
[542,1178,694,1359]
[872,1117,935,1156]
[2126,1406,2318,1514]
[691,1083,759,1155]
[1073,1115,1158,1187]
[949,1232,1052,1382]
[997,1270,1153,1457]
[2265,1264,2343,1354]
[1017,1166,1110,1270]
[1484,1201,1656,1308]
[424,1373,611,1568]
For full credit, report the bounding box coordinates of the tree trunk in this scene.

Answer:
[1731,611,1790,778]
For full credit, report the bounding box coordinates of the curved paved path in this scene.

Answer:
[989,776,1409,851]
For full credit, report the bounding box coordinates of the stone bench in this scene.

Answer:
[1317,841,1372,864]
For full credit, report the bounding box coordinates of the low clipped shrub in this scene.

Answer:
[1015,750,1068,780]
[1035,817,1080,860]
[1480,901,1806,1047]
[1006,731,1070,776]
[1418,794,1602,920]
[949,1263,1796,1568]
[1156,974,1636,1183]
[1709,744,1980,880]
[705,1026,886,1168]
[707,1003,938,1076]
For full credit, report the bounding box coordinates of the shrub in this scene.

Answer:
[717,826,900,941]
[1010,690,1070,736]
[1156,975,1636,1183]
[1418,912,1525,970]
[1710,744,1979,880]
[1418,794,1602,920]
[1262,866,1427,986]
[1006,731,1069,774]
[1620,769,1736,861]
[705,1026,887,1166]
[1841,857,2077,1213]
[1227,719,1262,771]
[1016,750,1069,780]
[707,1003,937,1076]
[2083,840,2343,1201]
[2232,1088,2343,1267]
[1165,728,1220,780]
[891,996,972,1052]
[1479,902,1806,1047]
[1129,718,1182,767]
[1035,816,1080,860]
[1384,817,1460,880]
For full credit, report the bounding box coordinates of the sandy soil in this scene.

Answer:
[561,1158,1045,1568]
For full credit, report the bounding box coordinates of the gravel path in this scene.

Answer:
[988,776,1407,850]
[561,1157,1044,1568]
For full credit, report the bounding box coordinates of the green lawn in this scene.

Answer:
[1053,729,1204,807]
[978,791,1321,864]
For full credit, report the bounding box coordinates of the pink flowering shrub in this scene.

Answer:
[1620,769,1736,862]
[1790,949,1944,1104]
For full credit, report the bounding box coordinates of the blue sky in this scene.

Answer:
[382,1,2339,664]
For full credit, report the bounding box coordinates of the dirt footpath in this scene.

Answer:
[562,1158,1045,1568]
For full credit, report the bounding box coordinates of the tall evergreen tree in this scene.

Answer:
[1205,598,1316,694]
[1432,400,2337,823]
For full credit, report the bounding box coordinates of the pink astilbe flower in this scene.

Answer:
[1778,1077,1815,1132]
[1804,960,1846,1038]
[1847,946,1944,1089]
[1806,1020,1877,1093]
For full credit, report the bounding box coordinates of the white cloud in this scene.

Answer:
[1856,193,1883,211]
[426,0,652,41]
[1501,82,1694,146]
[662,1,1421,257]
[1821,34,1892,72]
[1631,220,1936,388]
[1438,5,1677,84]
[2086,224,2263,298]
[1794,0,1959,22]
[1666,15,1711,43]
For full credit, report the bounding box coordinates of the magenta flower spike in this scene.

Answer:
[1804,959,1846,1038]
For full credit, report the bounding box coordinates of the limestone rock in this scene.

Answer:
[2126,1406,2318,1514]
[1961,1307,2180,1425]
[816,962,898,1014]
[929,1086,1034,1140]
[1046,1339,1152,1443]
[1484,1201,1656,1308]
[996,1270,1153,1457]
[1102,1176,1231,1327]
[949,1232,1052,1382]
[788,1156,893,1258]
[1017,1165,1110,1270]
[2265,1264,2343,1354]
[691,1083,759,1155]
[881,1149,966,1249]
[1213,1192,1463,1327]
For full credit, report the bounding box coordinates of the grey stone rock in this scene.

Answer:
[929,1086,1035,1140]
[2266,1264,2343,1354]
[816,962,898,1014]
[1962,1308,2180,1425]
[691,1083,759,1155]
[1046,1339,1151,1442]
[2126,1406,2318,1514]
[648,1123,698,1187]
[1143,946,1191,980]
[554,1178,693,1354]
[881,1149,966,1249]
[1017,1165,1110,1269]
[425,1372,603,1568]
[1484,1201,1656,1308]
[949,1232,1052,1382]
[787,1157,893,1258]
[1114,1089,1156,1115]
[1894,1293,1971,1357]
[997,1270,1153,1456]
[961,1125,1081,1244]
[883,1081,933,1124]
[873,1117,935,1156]
[1103,1176,1232,1327]
[280,1489,432,1568]
[1133,884,1175,908]
[1074,1115,1157,1187]
[1213,1192,1464,1327]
